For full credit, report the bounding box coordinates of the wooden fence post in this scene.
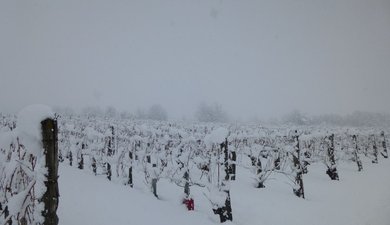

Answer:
[213,139,233,223]
[371,135,378,163]
[381,131,388,158]
[352,135,363,171]
[41,118,59,225]
[326,134,339,180]
[293,131,304,198]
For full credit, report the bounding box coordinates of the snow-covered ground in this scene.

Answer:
[58,158,390,225]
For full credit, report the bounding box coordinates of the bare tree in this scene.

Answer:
[195,102,228,123]
[148,104,168,121]
[282,110,309,125]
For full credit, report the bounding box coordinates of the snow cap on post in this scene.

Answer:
[205,127,229,148]
[17,104,54,156]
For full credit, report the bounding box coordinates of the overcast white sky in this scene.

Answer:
[0,0,389,120]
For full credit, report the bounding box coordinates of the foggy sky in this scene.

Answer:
[1,0,389,120]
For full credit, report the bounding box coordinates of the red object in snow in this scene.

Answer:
[183,198,194,211]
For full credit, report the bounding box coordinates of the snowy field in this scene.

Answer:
[2,109,390,225]
[58,158,390,225]
[1,0,390,224]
